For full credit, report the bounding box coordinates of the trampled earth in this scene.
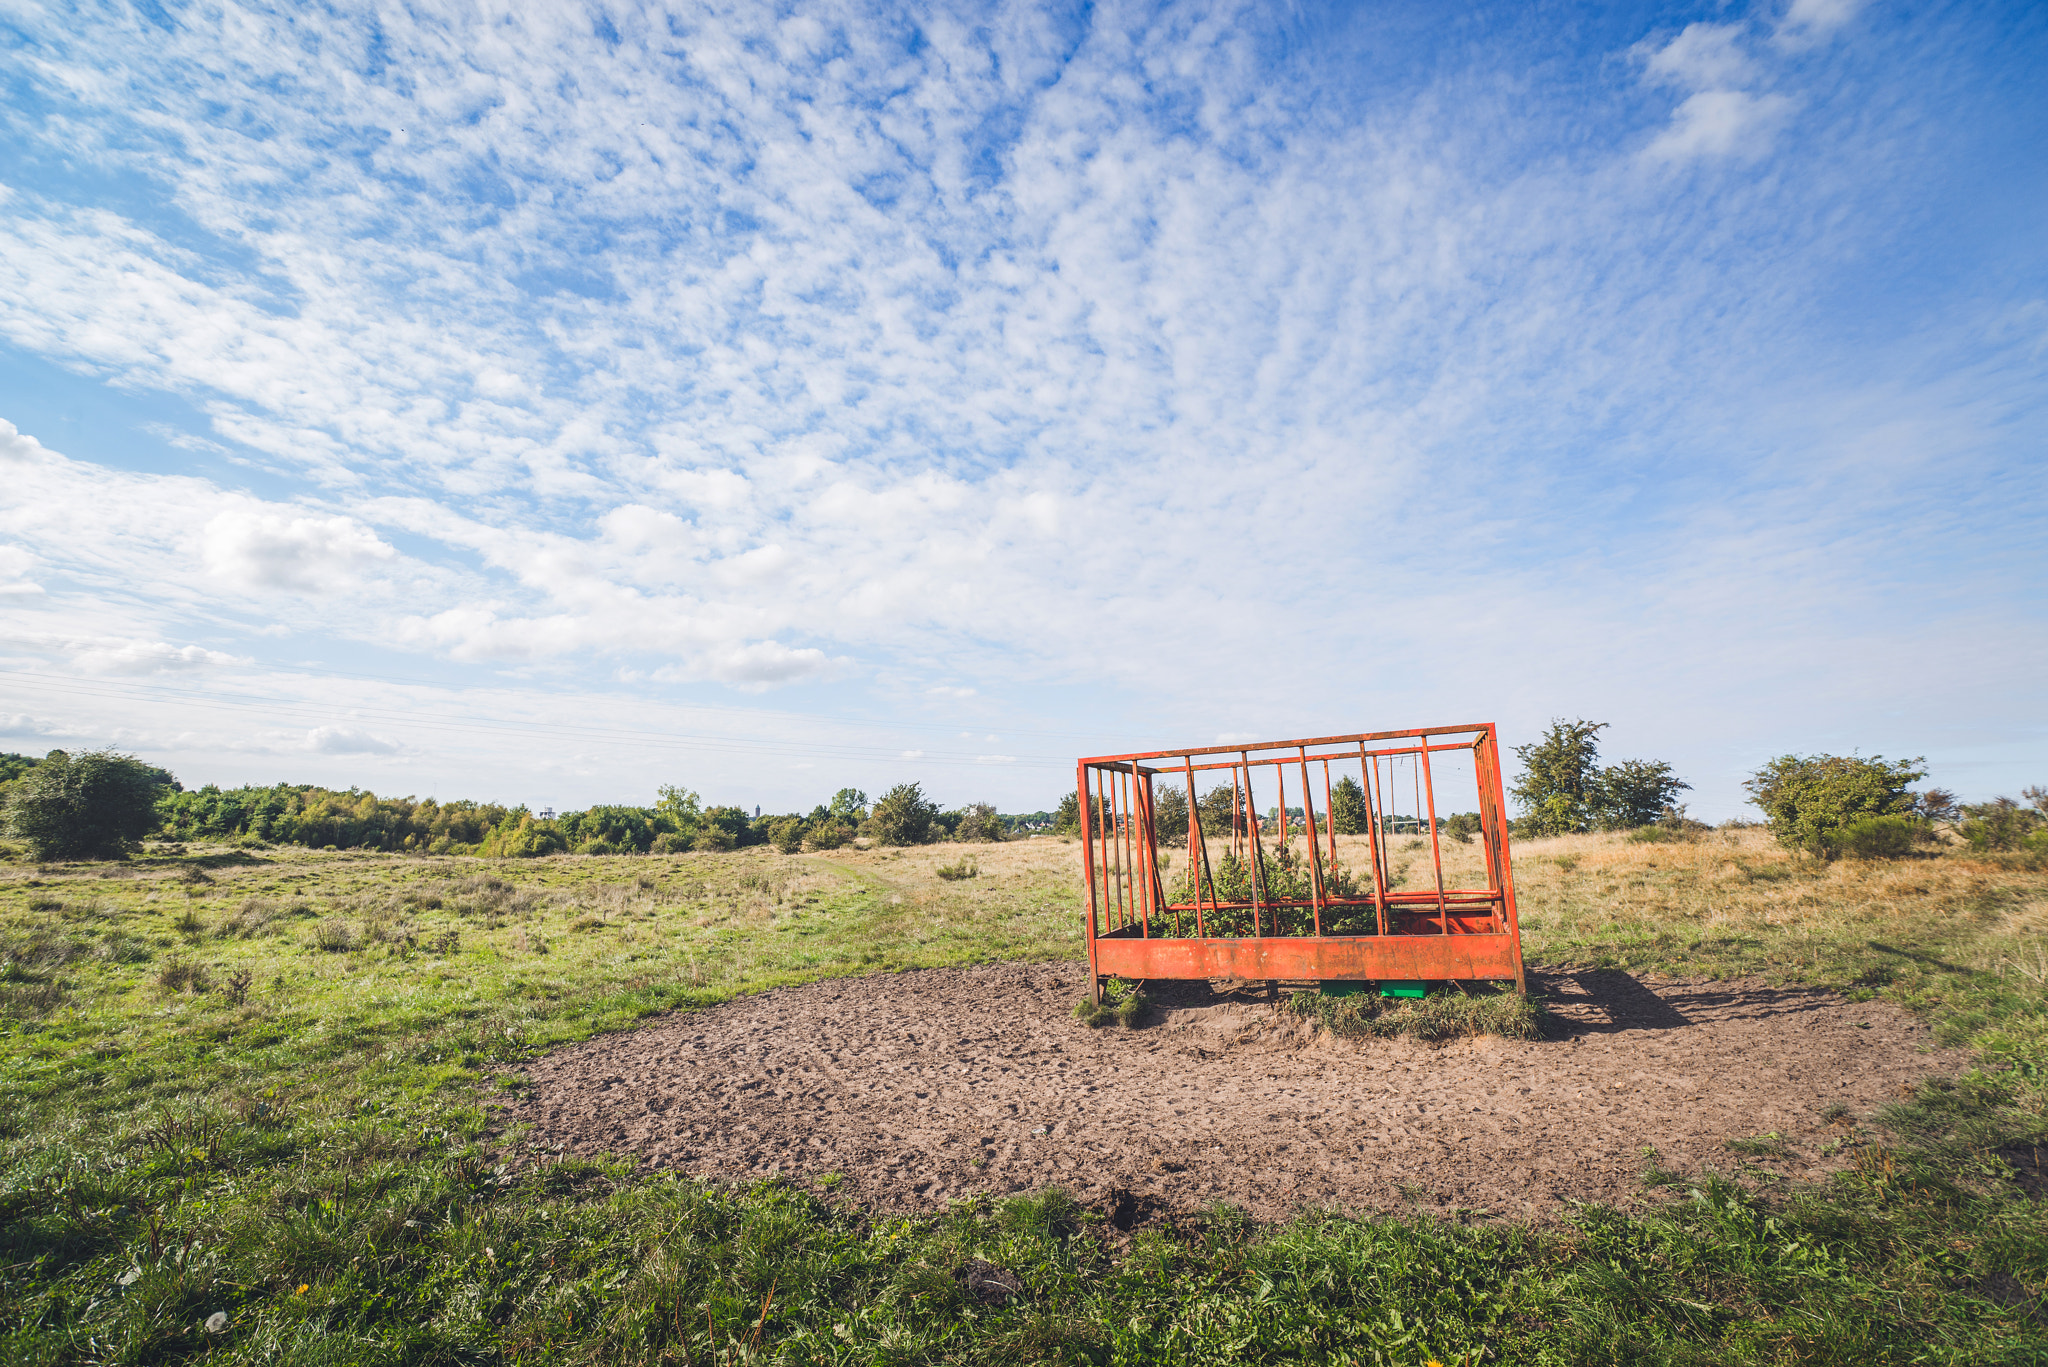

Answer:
[499,963,1957,1220]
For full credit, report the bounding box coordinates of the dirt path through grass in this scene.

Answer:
[500,962,1959,1220]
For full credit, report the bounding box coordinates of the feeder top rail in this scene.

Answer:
[1078,723,1494,769]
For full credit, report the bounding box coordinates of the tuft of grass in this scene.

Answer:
[1285,983,1546,1042]
[935,857,979,881]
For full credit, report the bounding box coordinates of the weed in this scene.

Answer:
[1284,984,1545,1042]
[170,908,205,935]
[311,918,359,952]
[157,960,211,993]
[935,857,979,881]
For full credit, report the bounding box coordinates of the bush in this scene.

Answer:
[1744,753,1927,858]
[804,819,853,851]
[1440,812,1480,844]
[768,818,806,854]
[692,826,736,853]
[868,782,940,846]
[478,814,568,859]
[649,832,689,854]
[1960,793,2046,853]
[4,749,177,859]
[954,802,1005,843]
[1832,814,1923,860]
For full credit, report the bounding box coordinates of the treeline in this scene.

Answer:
[147,776,1037,858]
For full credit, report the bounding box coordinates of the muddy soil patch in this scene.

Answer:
[500,964,1956,1220]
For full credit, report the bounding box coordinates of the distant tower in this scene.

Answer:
[540,807,554,820]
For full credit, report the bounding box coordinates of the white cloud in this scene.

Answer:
[0,545,42,596]
[1640,23,1754,91]
[1775,0,1865,48]
[0,632,249,676]
[200,509,396,593]
[1645,89,1797,163]
[307,726,403,756]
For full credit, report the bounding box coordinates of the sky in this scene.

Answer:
[0,0,2041,821]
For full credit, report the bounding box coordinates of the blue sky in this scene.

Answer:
[0,0,2041,819]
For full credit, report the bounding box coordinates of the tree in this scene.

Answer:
[868,782,939,846]
[1053,791,1080,835]
[1513,719,1692,834]
[1959,795,2045,853]
[5,749,176,859]
[1743,753,1926,857]
[828,788,868,823]
[1151,786,1190,847]
[954,802,1006,843]
[1511,720,1609,836]
[1328,776,1369,835]
[1198,784,1244,836]
[1598,759,1692,830]
[656,785,702,839]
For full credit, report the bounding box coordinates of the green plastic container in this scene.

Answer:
[1378,981,1428,999]
[1320,980,1371,997]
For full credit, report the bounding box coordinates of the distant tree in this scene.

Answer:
[1744,753,1926,858]
[1328,776,1369,835]
[868,783,940,846]
[828,788,869,823]
[954,802,1006,843]
[1512,720,1691,835]
[1151,786,1190,847]
[5,749,176,860]
[656,785,702,838]
[1053,791,1080,835]
[1198,784,1244,836]
[1597,759,1692,830]
[1441,812,1481,844]
[479,812,568,859]
[1511,720,1610,836]
[768,816,807,854]
[698,806,754,849]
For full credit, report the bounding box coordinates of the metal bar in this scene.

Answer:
[1166,742,1475,776]
[1094,765,1117,931]
[1475,725,1528,993]
[1080,724,1497,766]
[1361,743,1389,937]
[1093,933,1523,985]
[1242,754,1264,938]
[1079,759,1101,1005]
[1321,757,1338,869]
[1419,733,1448,933]
[1276,765,1288,845]
[1298,746,1325,937]
[1182,755,1208,938]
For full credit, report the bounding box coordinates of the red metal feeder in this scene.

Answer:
[1079,724,1526,1003]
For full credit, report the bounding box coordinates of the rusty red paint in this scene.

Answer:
[1079,724,1527,1003]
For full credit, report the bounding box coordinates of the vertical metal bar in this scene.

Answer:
[1321,757,1338,870]
[1094,765,1117,930]
[1360,743,1389,937]
[1298,746,1325,937]
[1112,766,1132,931]
[1182,754,1208,938]
[1128,763,1150,938]
[1079,761,1101,1005]
[1231,764,1244,860]
[1277,766,1289,845]
[1419,733,1448,933]
[1241,754,1264,938]
[1476,726,1528,993]
[1145,771,1178,939]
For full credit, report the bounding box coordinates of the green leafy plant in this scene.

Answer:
[935,857,978,881]
[1512,720,1691,835]
[5,749,177,860]
[867,783,940,846]
[1743,753,1927,858]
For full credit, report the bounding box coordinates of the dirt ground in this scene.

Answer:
[498,964,1959,1220]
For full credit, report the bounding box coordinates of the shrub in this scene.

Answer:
[868,782,940,846]
[935,857,978,881]
[1440,812,1480,844]
[649,832,689,854]
[1744,753,1926,858]
[805,819,853,851]
[954,802,1006,843]
[1053,791,1080,836]
[769,818,806,854]
[1960,794,2046,853]
[1833,814,1922,860]
[5,749,177,860]
[478,814,568,859]
[692,826,736,853]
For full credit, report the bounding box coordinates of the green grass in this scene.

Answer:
[2,833,2045,1363]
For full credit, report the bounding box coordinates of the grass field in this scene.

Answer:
[2,829,2044,1363]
